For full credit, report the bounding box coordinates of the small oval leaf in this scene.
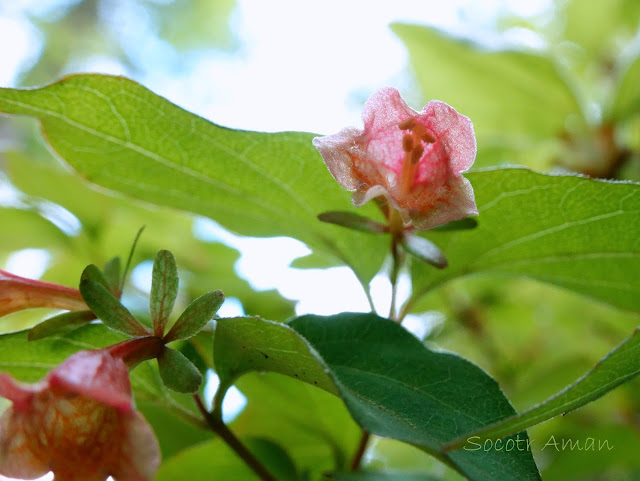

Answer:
[28,310,96,341]
[164,290,224,343]
[103,256,121,295]
[80,264,110,290]
[150,249,179,336]
[80,279,150,337]
[158,346,203,393]
[318,211,388,234]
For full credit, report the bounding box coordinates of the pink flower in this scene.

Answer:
[0,270,87,318]
[313,87,478,230]
[0,350,160,481]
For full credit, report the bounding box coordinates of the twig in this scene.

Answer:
[194,394,279,481]
[350,430,371,471]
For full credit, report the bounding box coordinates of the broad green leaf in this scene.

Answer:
[444,325,640,451]
[157,437,300,481]
[331,472,443,481]
[391,24,581,141]
[28,309,95,340]
[164,290,224,342]
[409,168,640,314]
[609,54,640,121]
[214,316,336,394]
[138,400,211,459]
[150,249,179,335]
[157,346,203,393]
[4,153,295,320]
[232,373,360,474]
[288,313,540,481]
[0,74,387,286]
[243,437,299,481]
[368,438,465,480]
[562,0,640,58]
[157,439,258,481]
[79,278,150,337]
[0,207,70,253]
[214,314,539,480]
[431,218,477,232]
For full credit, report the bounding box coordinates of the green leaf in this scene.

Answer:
[289,313,540,481]
[4,154,295,321]
[80,264,110,291]
[150,249,179,336]
[214,314,538,480]
[0,74,387,287]
[157,439,259,481]
[79,278,150,337]
[243,437,299,481]
[232,373,360,474]
[391,24,581,141]
[157,346,203,393]
[562,0,640,59]
[164,290,224,342]
[102,256,121,294]
[430,217,477,232]
[444,326,640,451]
[318,211,388,234]
[0,207,70,253]
[409,168,640,314]
[28,309,95,340]
[214,316,336,394]
[330,472,443,481]
[609,54,640,121]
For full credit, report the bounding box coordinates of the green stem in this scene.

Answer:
[387,207,405,321]
[351,208,406,471]
[388,237,402,320]
[194,394,279,481]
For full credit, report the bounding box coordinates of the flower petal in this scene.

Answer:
[313,87,478,231]
[48,350,133,412]
[112,411,161,481]
[313,127,363,192]
[419,100,476,173]
[362,87,417,133]
[0,407,49,479]
[0,373,34,409]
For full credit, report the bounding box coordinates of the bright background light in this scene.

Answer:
[0,2,548,478]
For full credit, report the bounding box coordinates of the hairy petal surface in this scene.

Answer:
[314,87,477,230]
[0,350,160,481]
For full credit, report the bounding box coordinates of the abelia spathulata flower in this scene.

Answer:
[0,269,87,318]
[313,87,478,230]
[0,349,160,481]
